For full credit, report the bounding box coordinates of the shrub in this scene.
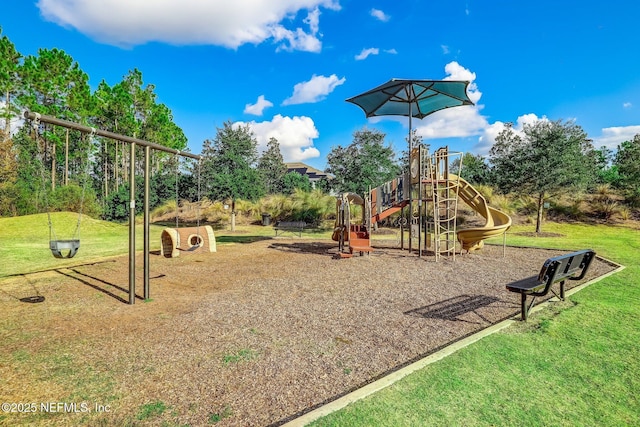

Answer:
[150,199,178,222]
[588,184,622,221]
[290,189,335,225]
[201,200,231,224]
[258,194,294,222]
[49,183,102,218]
[617,206,632,221]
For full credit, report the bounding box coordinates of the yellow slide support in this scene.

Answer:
[451,174,511,251]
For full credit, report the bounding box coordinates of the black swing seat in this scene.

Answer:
[50,239,80,259]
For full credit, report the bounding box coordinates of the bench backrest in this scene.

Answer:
[275,221,307,228]
[538,249,596,285]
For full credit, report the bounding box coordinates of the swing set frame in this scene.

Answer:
[25,111,202,305]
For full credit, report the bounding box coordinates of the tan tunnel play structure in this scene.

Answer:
[160,226,217,258]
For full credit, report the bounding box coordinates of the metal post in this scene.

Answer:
[418,145,422,258]
[65,128,69,186]
[424,200,429,251]
[129,143,136,305]
[446,148,452,258]
[400,205,404,250]
[143,145,150,300]
[408,109,412,254]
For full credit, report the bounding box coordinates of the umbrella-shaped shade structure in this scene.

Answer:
[346,79,474,153]
[346,78,473,121]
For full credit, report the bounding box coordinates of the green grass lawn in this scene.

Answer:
[0,213,335,277]
[0,213,166,277]
[309,221,640,426]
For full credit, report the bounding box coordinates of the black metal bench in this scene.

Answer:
[506,249,596,321]
[273,221,307,237]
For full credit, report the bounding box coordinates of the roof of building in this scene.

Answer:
[285,162,332,180]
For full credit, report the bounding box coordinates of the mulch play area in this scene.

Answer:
[0,239,618,426]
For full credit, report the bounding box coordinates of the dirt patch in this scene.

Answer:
[0,239,617,426]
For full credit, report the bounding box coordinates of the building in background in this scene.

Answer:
[285,162,333,188]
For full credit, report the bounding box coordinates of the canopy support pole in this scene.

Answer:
[408,106,413,254]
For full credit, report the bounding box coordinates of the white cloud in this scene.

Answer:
[443,61,481,104]
[282,74,346,105]
[475,121,508,154]
[244,95,273,116]
[37,0,340,51]
[475,117,640,155]
[392,60,640,156]
[474,114,547,155]
[418,107,488,139]
[593,125,640,150]
[370,8,390,22]
[515,113,546,129]
[384,48,398,54]
[441,44,450,54]
[355,48,379,60]
[273,8,324,52]
[236,114,320,162]
[623,102,632,108]
[413,61,486,143]
[411,63,553,156]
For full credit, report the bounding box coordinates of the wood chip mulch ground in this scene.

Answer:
[0,238,618,426]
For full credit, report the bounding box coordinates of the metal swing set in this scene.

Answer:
[25,110,202,304]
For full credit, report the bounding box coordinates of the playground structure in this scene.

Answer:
[160,225,217,258]
[333,146,512,259]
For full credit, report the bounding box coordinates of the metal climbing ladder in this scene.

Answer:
[429,147,462,262]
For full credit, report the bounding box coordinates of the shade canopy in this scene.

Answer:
[346,79,473,119]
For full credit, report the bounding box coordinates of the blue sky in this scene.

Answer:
[3,0,640,170]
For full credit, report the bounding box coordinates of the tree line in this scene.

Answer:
[0,27,404,222]
[1,27,638,231]
[455,120,639,231]
[0,29,318,219]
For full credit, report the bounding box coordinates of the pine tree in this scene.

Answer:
[257,137,287,194]
[0,27,21,141]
